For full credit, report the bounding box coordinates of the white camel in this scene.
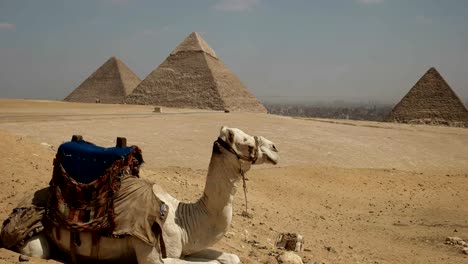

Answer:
[17,126,279,263]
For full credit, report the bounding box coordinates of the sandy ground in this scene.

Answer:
[0,98,467,263]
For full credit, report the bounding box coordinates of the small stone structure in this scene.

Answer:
[276,233,304,252]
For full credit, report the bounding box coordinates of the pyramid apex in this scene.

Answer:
[170,32,217,58]
[104,56,120,65]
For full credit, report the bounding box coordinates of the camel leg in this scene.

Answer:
[18,235,50,259]
[163,258,219,264]
[132,237,164,264]
[185,249,240,264]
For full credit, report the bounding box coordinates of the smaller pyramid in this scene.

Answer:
[387,67,468,127]
[64,57,141,104]
[125,32,267,113]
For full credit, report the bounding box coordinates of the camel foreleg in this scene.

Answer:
[132,237,164,264]
[184,249,240,264]
[18,235,50,259]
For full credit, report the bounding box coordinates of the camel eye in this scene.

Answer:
[272,145,277,151]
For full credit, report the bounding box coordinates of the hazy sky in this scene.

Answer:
[1,0,467,104]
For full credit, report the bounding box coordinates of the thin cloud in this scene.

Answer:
[357,0,384,4]
[0,23,15,31]
[214,0,260,12]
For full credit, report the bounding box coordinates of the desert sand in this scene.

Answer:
[0,98,467,263]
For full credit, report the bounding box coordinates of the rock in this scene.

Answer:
[277,251,303,264]
[18,255,29,262]
[445,237,463,245]
[324,246,337,253]
[276,233,304,252]
[242,229,250,241]
[462,247,468,255]
[224,231,235,239]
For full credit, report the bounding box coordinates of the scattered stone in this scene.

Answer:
[241,210,254,219]
[276,233,304,252]
[445,237,463,245]
[18,255,29,262]
[324,246,336,253]
[462,247,468,255]
[224,232,235,239]
[242,229,250,241]
[277,251,303,264]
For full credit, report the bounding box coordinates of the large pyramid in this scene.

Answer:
[64,57,141,104]
[125,32,267,113]
[387,67,468,127]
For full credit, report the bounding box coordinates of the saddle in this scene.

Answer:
[46,135,143,235]
[1,135,168,262]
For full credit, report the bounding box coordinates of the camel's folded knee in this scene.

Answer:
[18,235,50,259]
[185,249,240,264]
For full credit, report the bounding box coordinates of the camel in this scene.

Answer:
[16,126,280,263]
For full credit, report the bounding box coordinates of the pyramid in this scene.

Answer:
[125,32,267,113]
[64,57,141,104]
[387,67,468,127]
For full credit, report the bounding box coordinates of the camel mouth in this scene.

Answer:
[266,154,279,165]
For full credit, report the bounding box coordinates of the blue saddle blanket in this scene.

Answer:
[58,140,134,184]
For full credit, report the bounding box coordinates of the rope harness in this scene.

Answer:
[215,136,260,217]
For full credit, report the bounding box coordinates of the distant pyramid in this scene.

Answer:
[387,67,468,127]
[64,57,141,104]
[125,32,267,113]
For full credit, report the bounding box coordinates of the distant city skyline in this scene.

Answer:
[0,0,467,104]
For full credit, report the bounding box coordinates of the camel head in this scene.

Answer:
[216,126,279,165]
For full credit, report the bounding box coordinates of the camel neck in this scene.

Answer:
[178,147,247,255]
[201,151,242,210]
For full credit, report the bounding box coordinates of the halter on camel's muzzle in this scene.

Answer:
[215,136,259,164]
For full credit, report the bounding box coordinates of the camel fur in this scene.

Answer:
[11,126,280,263]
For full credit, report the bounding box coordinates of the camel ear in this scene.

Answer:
[219,126,234,143]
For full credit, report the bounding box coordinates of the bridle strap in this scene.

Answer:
[215,136,259,217]
[215,137,258,163]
